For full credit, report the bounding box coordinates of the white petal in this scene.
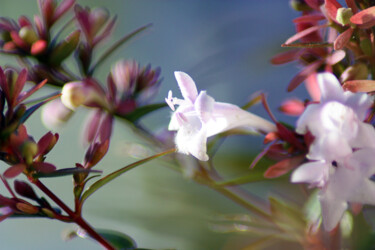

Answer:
[187,128,209,161]
[205,102,276,137]
[318,72,345,103]
[174,71,198,103]
[291,161,329,186]
[319,190,347,231]
[194,91,215,123]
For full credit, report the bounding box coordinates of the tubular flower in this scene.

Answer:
[166,71,276,161]
[291,72,375,231]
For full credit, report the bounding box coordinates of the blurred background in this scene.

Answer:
[0,1,306,249]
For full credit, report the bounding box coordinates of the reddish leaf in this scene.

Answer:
[325,0,342,23]
[3,164,26,178]
[11,68,27,106]
[333,28,353,50]
[264,155,305,178]
[343,80,375,92]
[325,49,346,65]
[287,60,322,92]
[345,0,358,14]
[350,6,375,28]
[53,0,75,23]
[305,0,324,10]
[14,180,38,200]
[270,49,300,65]
[10,31,29,50]
[33,162,56,173]
[285,24,327,45]
[37,132,54,156]
[293,14,325,23]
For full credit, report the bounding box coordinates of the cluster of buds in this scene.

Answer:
[60,60,161,117]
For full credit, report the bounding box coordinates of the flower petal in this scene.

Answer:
[318,72,345,102]
[291,161,329,186]
[174,71,198,103]
[194,91,215,123]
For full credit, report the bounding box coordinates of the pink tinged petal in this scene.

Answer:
[317,73,345,102]
[291,161,329,186]
[3,164,26,178]
[279,98,305,116]
[344,93,372,121]
[319,190,348,231]
[351,123,375,148]
[41,99,73,129]
[168,105,193,131]
[296,104,321,135]
[194,91,214,123]
[305,73,321,101]
[287,61,322,92]
[174,71,198,103]
[206,102,276,136]
[308,134,352,161]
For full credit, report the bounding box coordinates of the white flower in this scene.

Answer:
[166,71,276,161]
[291,72,375,231]
[296,72,375,161]
[292,149,375,231]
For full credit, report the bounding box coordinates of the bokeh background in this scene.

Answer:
[0,1,306,249]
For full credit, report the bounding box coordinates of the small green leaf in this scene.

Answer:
[80,148,175,204]
[97,229,137,250]
[33,167,102,178]
[49,30,80,65]
[90,23,152,74]
[122,103,167,122]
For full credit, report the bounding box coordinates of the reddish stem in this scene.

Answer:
[33,179,114,249]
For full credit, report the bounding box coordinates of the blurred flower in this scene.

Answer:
[291,72,375,231]
[166,71,276,161]
[296,72,374,161]
[108,60,162,115]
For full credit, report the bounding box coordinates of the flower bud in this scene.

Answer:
[18,26,38,44]
[14,180,38,200]
[21,141,38,165]
[340,62,369,82]
[290,0,312,11]
[61,81,108,110]
[16,202,39,214]
[336,8,353,26]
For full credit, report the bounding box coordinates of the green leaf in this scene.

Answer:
[97,229,137,250]
[80,148,175,204]
[33,168,102,178]
[214,171,266,187]
[122,103,167,122]
[89,23,152,74]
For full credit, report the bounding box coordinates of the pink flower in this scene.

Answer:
[166,71,276,161]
